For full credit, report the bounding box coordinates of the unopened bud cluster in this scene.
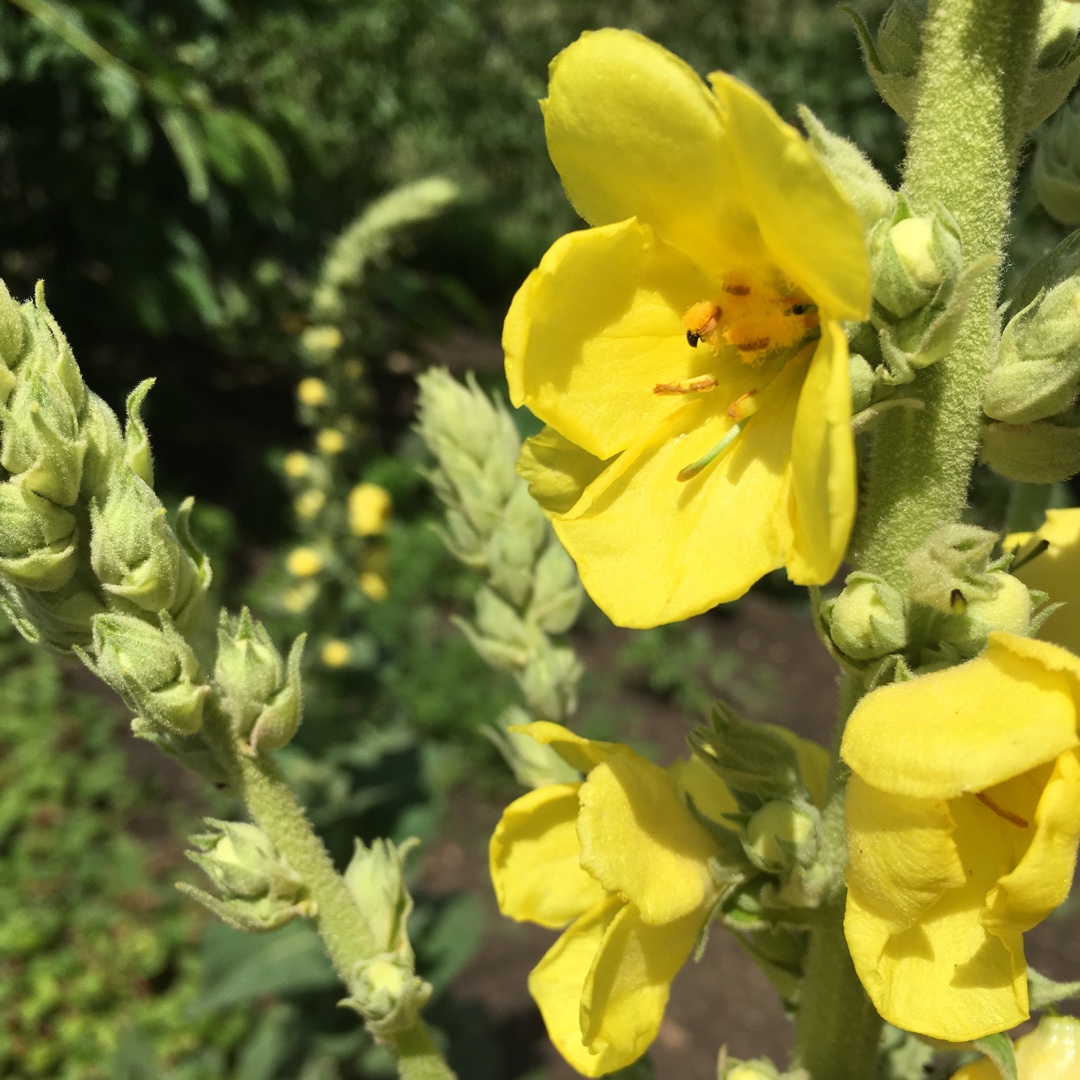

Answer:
[417,368,582,787]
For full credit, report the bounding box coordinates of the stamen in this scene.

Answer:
[976,790,1029,829]
[677,418,750,482]
[723,282,751,296]
[733,337,770,353]
[654,375,719,396]
[726,389,759,422]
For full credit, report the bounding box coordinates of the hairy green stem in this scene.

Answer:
[201,700,456,1080]
[853,0,1043,585]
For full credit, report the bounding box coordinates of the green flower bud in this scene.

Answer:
[123,379,155,486]
[0,573,104,651]
[906,523,1000,613]
[90,467,191,615]
[870,203,963,321]
[247,633,304,753]
[845,1,925,124]
[485,705,581,788]
[980,415,1080,484]
[1027,2,1080,130]
[1035,95,1080,225]
[343,837,420,956]
[519,640,581,721]
[484,486,548,608]
[798,106,895,232]
[744,799,820,875]
[849,354,875,415]
[0,280,26,404]
[187,819,306,904]
[214,608,304,752]
[986,231,1080,424]
[78,611,208,735]
[0,477,78,591]
[342,955,432,1039]
[527,540,582,635]
[825,572,908,661]
[939,571,1032,653]
[79,392,124,502]
[462,585,531,671]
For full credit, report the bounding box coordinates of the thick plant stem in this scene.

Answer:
[201,702,457,1080]
[853,0,1043,586]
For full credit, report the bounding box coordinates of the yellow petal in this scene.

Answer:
[669,754,738,825]
[581,902,703,1070]
[845,884,1027,1041]
[551,355,805,628]
[517,427,609,516]
[785,321,856,585]
[845,775,966,935]
[775,726,831,809]
[983,747,1080,935]
[842,634,1080,799]
[709,72,869,321]
[528,897,625,1077]
[542,29,761,273]
[1010,509,1080,654]
[490,783,606,928]
[513,720,623,774]
[503,218,722,461]
[577,753,718,924]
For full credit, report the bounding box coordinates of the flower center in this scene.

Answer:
[653,272,820,482]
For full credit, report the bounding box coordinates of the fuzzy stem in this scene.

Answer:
[201,700,456,1080]
[852,0,1043,585]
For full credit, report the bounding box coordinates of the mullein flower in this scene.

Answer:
[489,721,733,1075]
[841,632,1080,1041]
[348,482,392,536]
[505,30,869,628]
[1007,510,1080,654]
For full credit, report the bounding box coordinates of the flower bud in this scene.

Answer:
[1034,94,1080,225]
[343,837,420,956]
[0,477,78,591]
[486,705,581,788]
[79,392,124,501]
[825,572,908,661]
[122,379,155,486]
[849,354,875,414]
[181,819,309,932]
[985,230,1080,424]
[939,571,1032,653]
[527,540,582,635]
[214,608,285,732]
[845,1,925,124]
[798,107,895,232]
[78,611,208,735]
[906,523,1000,613]
[89,467,190,615]
[343,955,432,1038]
[0,573,105,651]
[1026,4,1080,131]
[0,280,27,403]
[980,415,1080,484]
[744,799,820,875]
[484,485,549,607]
[246,633,304,753]
[519,640,582,721]
[347,482,392,536]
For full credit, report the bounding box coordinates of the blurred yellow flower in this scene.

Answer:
[490,722,727,1075]
[286,547,324,578]
[320,639,351,668]
[348,482,392,537]
[283,451,311,479]
[297,377,329,407]
[282,584,315,613]
[505,29,869,628]
[301,324,343,354]
[1007,507,1080,653]
[294,489,326,520]
[842,632,1080,1041]
[316,428,346,455]
[358,571,389,602]
[951,1015,1080,1080]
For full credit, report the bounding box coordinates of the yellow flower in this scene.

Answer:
[297,377,329,407]
[952,1015,1080,1080]
[316,428,346,455]
[504,30,869,629]
[282,584,315,613]
[294,488,326,521]
[348,482,393,537]
[301,324,343,354]
[1007,507,1080,653]
[286,547,324,578]
[320,639,351,668]
[358,571,388,602]
[283,451,311,479]
[490,721,728,1076]
[841,632,1080,1041]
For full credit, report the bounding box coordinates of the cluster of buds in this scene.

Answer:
[179,819,312,932]
[847,1,1080,130]
[416,368,582,787]
[983,231,1080,483]
[0,282,217,744]
[823,524,1041,676]
[340,838,433,1038]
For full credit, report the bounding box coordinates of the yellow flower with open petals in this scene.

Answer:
[841,632,1080,1041]
[505,29,869,629]
[1007,507,1080,653]
[489,721,729,1075]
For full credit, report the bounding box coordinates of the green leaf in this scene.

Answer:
[973,1033,1018,1080]
[191,920,338,1014]
[158,107,209,203]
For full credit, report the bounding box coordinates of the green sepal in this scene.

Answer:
[971,1033,1017,1080]
[124,379,155,486]
[516,425,608,516]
